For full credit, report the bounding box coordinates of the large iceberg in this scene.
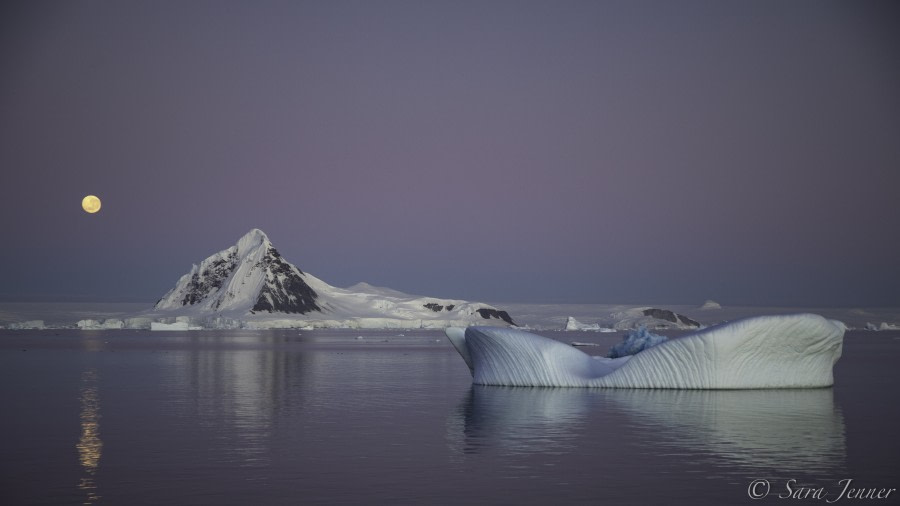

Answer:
[446,313,845,389]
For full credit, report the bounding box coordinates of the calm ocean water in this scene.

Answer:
[1,329,898,505]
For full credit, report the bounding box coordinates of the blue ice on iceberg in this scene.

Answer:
[446,314,845,389]
[607,326,668,358]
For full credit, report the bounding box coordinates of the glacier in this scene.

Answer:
[446,313,845,389]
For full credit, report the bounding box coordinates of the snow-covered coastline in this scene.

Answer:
[3,229,897,331]
[2,301,900,332]
[495,303,900,332]
[98,229,518,330]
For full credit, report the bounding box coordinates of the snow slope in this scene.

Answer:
[150,229,516,329]
[446,313,845,388]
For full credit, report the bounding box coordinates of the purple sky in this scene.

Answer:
[1,1,899,306]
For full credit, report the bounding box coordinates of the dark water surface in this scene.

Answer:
[1,329,898,505]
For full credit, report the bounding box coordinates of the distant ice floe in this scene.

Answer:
[446,313,845,389]
[7,320,45,330]
[865,322,900,331]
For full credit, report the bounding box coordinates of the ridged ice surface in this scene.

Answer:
[450,314,845,389]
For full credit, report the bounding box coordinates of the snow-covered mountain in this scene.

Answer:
[155,229,320,314]
[152,229,515,329]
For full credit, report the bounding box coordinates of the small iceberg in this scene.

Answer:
[699,300,722,310]
[564,316,615,332]
[446,314,845,389]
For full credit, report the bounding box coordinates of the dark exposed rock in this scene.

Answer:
[445,304,455,311]
[677,313,701,327]
[642,308,677,322]
[424,303,444,312]
[251,246,320,314]
[477,308,516,326]
[642,308,700,328]
[181,252,237,306]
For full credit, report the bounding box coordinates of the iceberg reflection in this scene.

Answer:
[610,388,846,473]
[448,386,845,473]
[447,386,592,456]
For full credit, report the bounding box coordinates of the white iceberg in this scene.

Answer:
[77,319,100,329]
[77,319,125,330]
[699,300,722,310]
[446,313,845,389]
[564,316,615,332]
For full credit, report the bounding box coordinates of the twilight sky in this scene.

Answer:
[1,0,898,306]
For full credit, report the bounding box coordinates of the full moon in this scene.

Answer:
[82,195,102,214]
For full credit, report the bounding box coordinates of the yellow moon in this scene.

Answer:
[82,195,102,214]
